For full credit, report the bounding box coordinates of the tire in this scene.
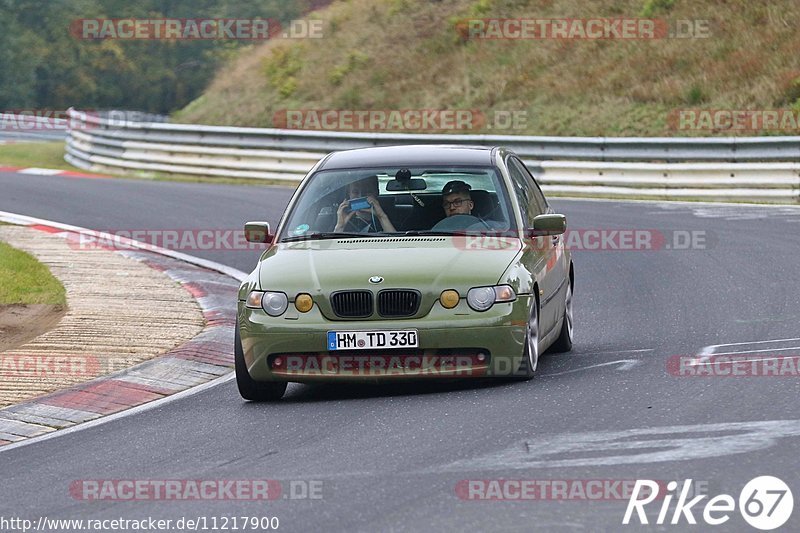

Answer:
[234,321,287,401]
[516,295,539,380]
[550,277,574,353]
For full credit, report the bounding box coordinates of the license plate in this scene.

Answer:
[327,330,418,351]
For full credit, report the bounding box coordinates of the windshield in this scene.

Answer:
[279,166,517,241]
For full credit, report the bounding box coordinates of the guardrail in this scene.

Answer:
[65,109,800,203]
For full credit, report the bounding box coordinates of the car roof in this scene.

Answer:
[318,145,498,170]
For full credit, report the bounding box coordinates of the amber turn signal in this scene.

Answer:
[440,290,460,309]
[295,293,314,313]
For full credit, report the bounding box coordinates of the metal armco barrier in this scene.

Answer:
[65,109,800,203]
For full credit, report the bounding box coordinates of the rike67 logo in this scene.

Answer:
[623,476,793,530]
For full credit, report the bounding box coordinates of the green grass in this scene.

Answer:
[0,240,67,305]
[0,141,75,171]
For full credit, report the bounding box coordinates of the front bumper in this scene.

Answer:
[238,296,532,382]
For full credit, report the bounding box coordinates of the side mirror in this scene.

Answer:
[529,214,566,237]
[244,221,273,243]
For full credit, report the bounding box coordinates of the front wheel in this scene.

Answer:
[515,296,539,380]
[235,321,287,401]
[550,277,574,353]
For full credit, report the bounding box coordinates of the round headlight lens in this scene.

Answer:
[467,287,496,312]
[295,293,313,313]
[261,291,288,317]
[440,290,460,309]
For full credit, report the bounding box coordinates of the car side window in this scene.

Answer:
[506,157,534,228]
[509,157,547,216]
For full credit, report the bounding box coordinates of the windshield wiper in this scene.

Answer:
[281,232,369,242]
[401,230,459,236]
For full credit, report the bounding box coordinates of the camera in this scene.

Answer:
[347,197,371,212]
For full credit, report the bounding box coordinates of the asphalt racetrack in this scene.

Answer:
[1,170,800,531]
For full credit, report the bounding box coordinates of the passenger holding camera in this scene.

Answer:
[334,175,396,233]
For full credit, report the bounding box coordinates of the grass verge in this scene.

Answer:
[0,239,67,306]
[0,141,75,171]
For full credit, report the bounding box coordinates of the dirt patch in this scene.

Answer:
[0,304,66,352]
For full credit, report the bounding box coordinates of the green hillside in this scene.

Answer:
[176,0,800,136]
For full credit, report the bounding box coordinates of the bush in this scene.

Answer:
[784,77,800,107]
[328,50,369,86]
[686,85,706,105]
[263,46,305,98]
[640,0,675,17]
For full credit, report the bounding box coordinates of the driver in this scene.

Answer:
[334,175,396,232]
[441,180,474,217]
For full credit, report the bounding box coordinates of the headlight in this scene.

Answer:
[295,293,313,313]
[467,287,496,311]
[440,290,460,309]
[467,285,517,312]
[262,291,289,316]
[246,290,289,317]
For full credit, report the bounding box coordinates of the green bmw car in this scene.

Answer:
[236,145,573,400]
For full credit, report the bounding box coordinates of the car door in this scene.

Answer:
[507,156,566,336]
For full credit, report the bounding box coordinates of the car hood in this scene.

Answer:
[258,236,521,300]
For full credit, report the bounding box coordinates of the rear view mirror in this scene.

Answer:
[386,178,427,191]
[244,221,273,243]
[529,214,566,237]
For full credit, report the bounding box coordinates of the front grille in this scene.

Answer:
[330,290,373,318]
[378,290,421,318]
